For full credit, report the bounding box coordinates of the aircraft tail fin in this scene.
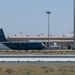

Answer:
[0,28,7,42]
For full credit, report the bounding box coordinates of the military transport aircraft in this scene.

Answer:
[0,28,46,50]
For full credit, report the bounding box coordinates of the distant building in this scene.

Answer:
[7,35,74,49]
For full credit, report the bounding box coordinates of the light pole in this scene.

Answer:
[20,32,22,41]
[20,32,22,37]
[46,11,52,49]
[74,0,75,49]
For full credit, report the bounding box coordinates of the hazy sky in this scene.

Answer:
[0,0,73,36]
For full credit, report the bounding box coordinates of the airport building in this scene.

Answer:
[7,35,74,49]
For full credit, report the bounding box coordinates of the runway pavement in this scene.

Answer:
[0,61,75,65]
[0,55,75,65]
[0,55,75,61]
[1,55,75,58]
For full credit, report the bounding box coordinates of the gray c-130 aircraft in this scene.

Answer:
[0,28,46,50]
